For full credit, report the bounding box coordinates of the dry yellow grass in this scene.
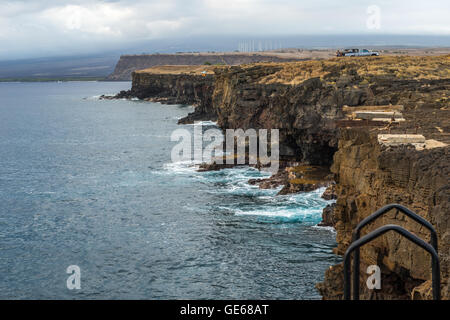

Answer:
[134,55,450,85]
[257,55,450,85]
[135,65,217,75]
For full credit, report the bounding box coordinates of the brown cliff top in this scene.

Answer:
[135,65,217,75]
[134,54,450,80]
[255,54,450,85]
[134,55,450,145]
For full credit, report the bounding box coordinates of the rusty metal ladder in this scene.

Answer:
[343,204,440,300]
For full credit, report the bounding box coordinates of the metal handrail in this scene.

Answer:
[344,224,441,300]
[351,204,438,299]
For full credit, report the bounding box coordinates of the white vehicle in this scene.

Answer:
[336,48,380,57]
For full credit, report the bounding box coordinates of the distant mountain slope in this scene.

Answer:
[0,55,119,80]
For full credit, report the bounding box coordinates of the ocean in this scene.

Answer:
[0,81,340,299]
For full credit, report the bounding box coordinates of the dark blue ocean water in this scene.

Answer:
[0,81,340,299]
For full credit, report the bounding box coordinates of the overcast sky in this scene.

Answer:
[1,0,449,59]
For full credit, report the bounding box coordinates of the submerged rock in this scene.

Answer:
[277,165,333,195]
[197,162,235,172]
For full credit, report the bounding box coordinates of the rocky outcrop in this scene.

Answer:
[316,128,449,300]
[132,70,213,104]
[207,56,449,164]
[319,184,338,227]
[247,164,333,195]
[118,57,450,163]
[321,184,337,200]
[211,65,340,164]
[109,68,217,123]
[318,204,336,227]
[107,53,304,81]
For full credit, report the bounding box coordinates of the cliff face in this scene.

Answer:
[128,68,216,122]
[107,53,303,81]
[123,55,449,165]
[208,56,449,164]
[211,65,339,164]
[120,55,449,299]
[317,129,449,300]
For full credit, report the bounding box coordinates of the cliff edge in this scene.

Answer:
[106,52,307,81]
[113,55,450,299]
[316,129,449,300]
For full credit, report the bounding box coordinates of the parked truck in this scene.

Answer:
[336,48,380,57]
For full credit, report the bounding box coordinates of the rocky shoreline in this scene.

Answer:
[107,55,449,299]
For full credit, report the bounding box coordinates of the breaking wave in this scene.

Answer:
[162,159,334,226]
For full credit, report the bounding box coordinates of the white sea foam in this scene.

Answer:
[86,94,135,101]
[224,183,333,223]
[312,225,336,233]
[85,95,103,100]
[234,206,324,221]
[163,160,199,174]
[185,121,218,126]
[162,160,332,224]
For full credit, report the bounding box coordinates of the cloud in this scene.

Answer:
[0,0,449,59]
[39,4,130,36]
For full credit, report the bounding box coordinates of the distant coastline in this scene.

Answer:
[0,77,109,82]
